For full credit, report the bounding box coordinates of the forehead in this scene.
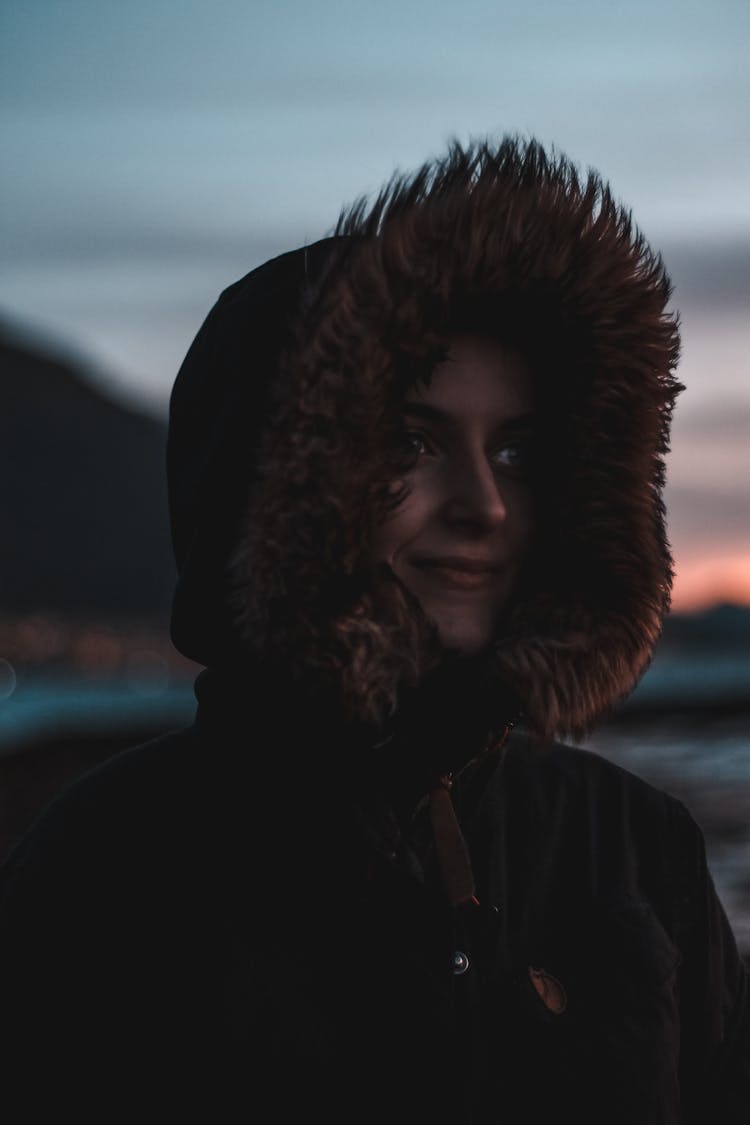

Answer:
[405,334,533,420]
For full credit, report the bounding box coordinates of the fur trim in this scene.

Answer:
[229,136,682,741]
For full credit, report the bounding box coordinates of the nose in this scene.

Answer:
[440,449,508,532]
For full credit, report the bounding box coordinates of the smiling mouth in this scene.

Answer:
[409,556,503,590]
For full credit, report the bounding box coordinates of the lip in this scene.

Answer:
[408,555,503,590]
[411,555,503,574]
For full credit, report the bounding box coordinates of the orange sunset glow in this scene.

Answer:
[671,553,750,612]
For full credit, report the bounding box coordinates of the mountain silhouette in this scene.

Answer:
[1,322,176,625]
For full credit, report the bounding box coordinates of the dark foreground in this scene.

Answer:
[1,707,748,963]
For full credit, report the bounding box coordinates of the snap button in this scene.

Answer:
[452,950,470,975]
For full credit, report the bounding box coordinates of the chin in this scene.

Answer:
[434,623,491,657]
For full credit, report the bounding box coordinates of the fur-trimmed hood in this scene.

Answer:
[168,136,682,743]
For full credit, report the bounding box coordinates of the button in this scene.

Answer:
[452,950,470,975]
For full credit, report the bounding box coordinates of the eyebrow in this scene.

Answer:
[403,402,534,431]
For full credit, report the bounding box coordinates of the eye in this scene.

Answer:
[406,430,428,454]
[490,440,530,475]
[400,428,436,461]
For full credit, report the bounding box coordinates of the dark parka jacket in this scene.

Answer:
[0,138,748,1123]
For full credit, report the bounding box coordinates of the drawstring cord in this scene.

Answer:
[428,723,514,908]
[429,774,479,908]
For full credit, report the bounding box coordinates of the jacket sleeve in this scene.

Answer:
[0,782,122,1111]
[674,799,750,1123]
[0,752,191,1117]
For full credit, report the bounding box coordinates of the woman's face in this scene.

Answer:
[371,334,535,655]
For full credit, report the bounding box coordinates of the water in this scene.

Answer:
[0,673,196,752]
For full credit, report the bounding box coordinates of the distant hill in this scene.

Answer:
[660,601,750,650]
[1,322,175,626]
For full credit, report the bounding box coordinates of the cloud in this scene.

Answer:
[661,239,750,309]
[673,398,750,438]
[666,482,750,547]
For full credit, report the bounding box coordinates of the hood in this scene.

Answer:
[168,136,682,742]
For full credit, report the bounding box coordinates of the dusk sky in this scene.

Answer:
[2,0,748,610]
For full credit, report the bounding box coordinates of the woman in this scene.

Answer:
[1,137,748,1122]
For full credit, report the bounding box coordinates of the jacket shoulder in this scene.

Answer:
[0,724,202,893]
[504,730,690,813]
[474,730,707,882]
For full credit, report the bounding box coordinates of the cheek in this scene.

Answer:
[509,483,535,539]
[519,498,536,550]
[369,492,426,565]
[500,489,535,576]
[370,512,409,566]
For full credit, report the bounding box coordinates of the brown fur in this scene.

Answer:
[228,137,682,741]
